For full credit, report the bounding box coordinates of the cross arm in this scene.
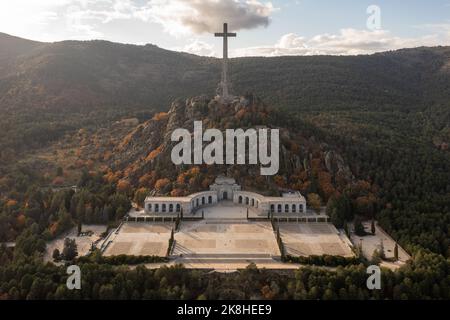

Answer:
[214,33,237,37]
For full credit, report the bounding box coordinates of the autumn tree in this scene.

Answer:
[117,179,132,194]
[155,178,171,193]
[307,193,322,214]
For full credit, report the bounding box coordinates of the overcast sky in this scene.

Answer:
[1,0,449,57]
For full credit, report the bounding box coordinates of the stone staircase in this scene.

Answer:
[171,253,281,265]
[203,218,251,223]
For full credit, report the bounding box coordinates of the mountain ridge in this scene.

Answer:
[0,32,448,158]
[1,31,450,114]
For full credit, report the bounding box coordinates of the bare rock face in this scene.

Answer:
[107,94,354,193]
[184,95,209,122]
[165,99,186,141]
[324,150,354,181]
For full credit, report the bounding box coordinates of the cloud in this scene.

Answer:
[143,0,275,35]
[232,28,450,57]
[8,0,275,40]
[1,1,449,56]
[415,22,450,37]
[174,39,217,56]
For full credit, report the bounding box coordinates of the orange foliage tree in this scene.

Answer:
[117,179,132,194]
[155,178,170,191]
[145,145,163,162]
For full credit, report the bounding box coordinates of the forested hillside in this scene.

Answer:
[0,33,449,300]
[0,32,449,153]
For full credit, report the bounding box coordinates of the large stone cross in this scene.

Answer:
[214,23,236,101]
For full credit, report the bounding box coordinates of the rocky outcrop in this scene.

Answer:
[107,94,354,193]
[324,150,354,181]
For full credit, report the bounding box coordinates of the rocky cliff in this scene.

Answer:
[103,94,354,197]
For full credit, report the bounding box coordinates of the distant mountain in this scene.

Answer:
[0,33,41,62]
[0,33,217,113]
[0,32,448,154]
[1,32,450,114]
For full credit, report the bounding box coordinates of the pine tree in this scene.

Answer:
[343,222,349,236]
[379,239,385,259]
[62,238,78,261]
[52,248,60,261]
[354,217,366,236]
[394,243,399,261]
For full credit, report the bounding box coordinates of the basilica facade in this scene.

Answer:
[144,176,307,215]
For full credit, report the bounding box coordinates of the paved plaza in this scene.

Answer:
[191,201,263,219]
[173,220,281,262]
[100,198,359,270]
[279,223,354,257]
[103,222,173,257]
[44,225,107,262]
[350,222,410,262]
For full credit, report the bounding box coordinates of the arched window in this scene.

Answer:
[155,204,159,212]
[277,204,282,213]
[245,197,249,205]
[208,196,212,204]
[148,204,152,211]
[176,204,181,212]
[196,199,199,207]
[201,197,205,205]
[292,204,296,213]
[270,204,275,212]
[239,196,243,204]
[285,204,289,213]
[169,204,173,212]
[251,199,255,206]
[162,204,167,212]
[299,204,304,212]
